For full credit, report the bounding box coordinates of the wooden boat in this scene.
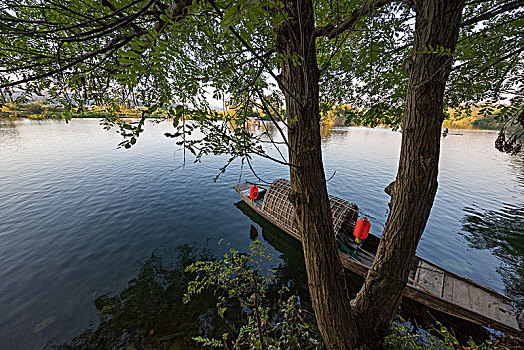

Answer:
[234,178,522,336]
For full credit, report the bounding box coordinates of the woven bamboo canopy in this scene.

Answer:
[262,178,359,244]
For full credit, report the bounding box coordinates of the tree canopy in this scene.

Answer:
[1,1,522,153]
[1,0,523,347]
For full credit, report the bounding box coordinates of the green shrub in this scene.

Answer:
[385,316,514,349]
[184,240,322,350]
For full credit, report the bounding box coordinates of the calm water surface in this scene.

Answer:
[0,119,523,348]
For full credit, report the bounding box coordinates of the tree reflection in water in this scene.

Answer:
[461,204,524,311]
[460,151,524,312]
[49,245,236,349]
[0,119,20,141]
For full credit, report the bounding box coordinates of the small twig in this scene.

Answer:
[326,170,336,182]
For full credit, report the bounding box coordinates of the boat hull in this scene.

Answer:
[233,183,522,336]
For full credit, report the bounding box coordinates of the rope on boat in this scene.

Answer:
[246,181,269,188]
[345,206,377,220]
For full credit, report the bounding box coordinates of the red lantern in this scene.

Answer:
[249,185,259,200]
[353,217,371,243]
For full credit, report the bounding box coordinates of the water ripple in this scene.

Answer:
[0,120,522,348]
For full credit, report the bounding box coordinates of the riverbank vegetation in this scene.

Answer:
[0,101,143,119]
[2,100,519,132]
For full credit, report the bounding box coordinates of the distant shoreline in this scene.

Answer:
[2,114,510,132]
[2,101,516,131]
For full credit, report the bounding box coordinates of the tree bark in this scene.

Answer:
[351,0,466,346]
[275,0,356,348]
[276,0,466,348]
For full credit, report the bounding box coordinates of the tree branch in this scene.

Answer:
[206,0,304,109]
[254,86,292,152]
[315,0,393,39]
[0,0,148,37]
[62,0,155,42]
[461,0,524,27]
[0,32,145,88]
[0,0,194,89]
[474,45,524,77]
[101,0,143,33]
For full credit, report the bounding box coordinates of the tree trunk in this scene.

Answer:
[351,0,466,347]
[275,0,356,348]
[276,0,466,348]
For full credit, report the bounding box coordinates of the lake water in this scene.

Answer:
[0,119,523,348]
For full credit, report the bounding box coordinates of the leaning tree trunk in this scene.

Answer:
[351,0,466,347]
[275,0,356,348]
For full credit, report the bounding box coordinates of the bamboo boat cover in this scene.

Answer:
[262,178,359,245]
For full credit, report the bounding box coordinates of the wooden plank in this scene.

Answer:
[414,261,421,285]
[417,261,445,297]
[358,253,374,267]
[419,257,513,303]
[483,294,519,328]
[449,278,519,330]
[453,278,473,311]
[442,274,454,301]
[469,285,485,315]
[408,260,418,281]
[403,284,520,335]
[422,263,518,330]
